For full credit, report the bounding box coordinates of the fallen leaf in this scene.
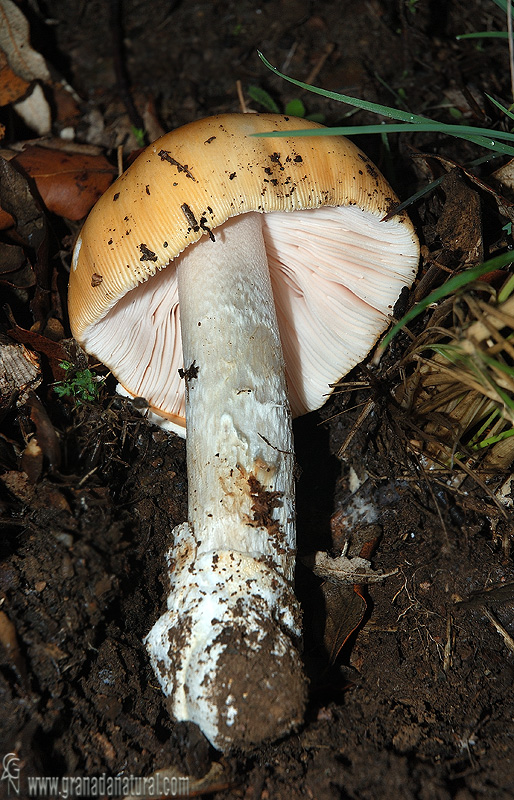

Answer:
[455,581,514,610]
[0,260,36,288]
[15,145,116,219]
[27,392,61,472]
[310,536,387,664]
[0,146,116,227]
[435,170,483,266]
[52,82,81,129]
[0,240,25,274]
[0,47,29,105]
[303,550,397,584]
[0,0,50,99]
[322,582,367,665]
[5,314,69,368]
[0,240,35,291]
[0,155,46,247]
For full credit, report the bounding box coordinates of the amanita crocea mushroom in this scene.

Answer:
[68,113,419,751]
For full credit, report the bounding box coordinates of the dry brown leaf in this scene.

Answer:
[5,316,70,367]
[17,146,116,219]
[0,240,25,274]
[0,0,50,92]
[52,82,81,129]
[0,261,36,288]
[0,146,116,227]
[322,583,367,665]
[0,47,29,105]
[0,154,46,246]
[27,392,61,472]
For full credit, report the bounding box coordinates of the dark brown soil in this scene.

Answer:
[1,1,514,798]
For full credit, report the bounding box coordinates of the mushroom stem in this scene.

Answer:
[145,212,307,751]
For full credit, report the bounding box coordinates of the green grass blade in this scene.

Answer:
[481,352,514,377]
[467,408,502,448]
[381,177,444,218]
[498,272,514,302]
[487,380,514,411]
[258,52,431,122]
[456,31,510,39]
[473,427,514,450]
[378,251,514,354]
[257,53,514,156]
[255,122,514,157]
[485,92,514,122]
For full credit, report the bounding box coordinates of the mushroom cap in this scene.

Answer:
[68,113,419,435]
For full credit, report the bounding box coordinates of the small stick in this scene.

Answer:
[305,43,335,86]
[483,607,514,656]
[236,80,248,114]
[443,613,453,672]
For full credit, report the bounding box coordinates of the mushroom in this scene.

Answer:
[68,113,419,751]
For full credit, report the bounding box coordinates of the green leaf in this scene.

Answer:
[53,366,104,405]
[306,112,326,123]
[131,126,147,148]
[284,98,306,118]
[247,85,280,113]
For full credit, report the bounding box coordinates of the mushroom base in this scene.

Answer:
[145,523,307,751]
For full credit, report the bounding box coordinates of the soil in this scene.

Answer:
[1,1,514,799]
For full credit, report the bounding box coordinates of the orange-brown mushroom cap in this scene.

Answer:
[68,113,419,434]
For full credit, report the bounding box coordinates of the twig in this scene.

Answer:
[483,607,514,655]
[337,398,375,458]
[236,80,247,113]
[443,613,453,672]
[305,42,335,86]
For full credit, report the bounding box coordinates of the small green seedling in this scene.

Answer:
[53,361,104,405]
[247,85,325,122]
[131,126,147,148]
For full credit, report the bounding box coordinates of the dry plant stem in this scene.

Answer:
[145,212,306,751]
